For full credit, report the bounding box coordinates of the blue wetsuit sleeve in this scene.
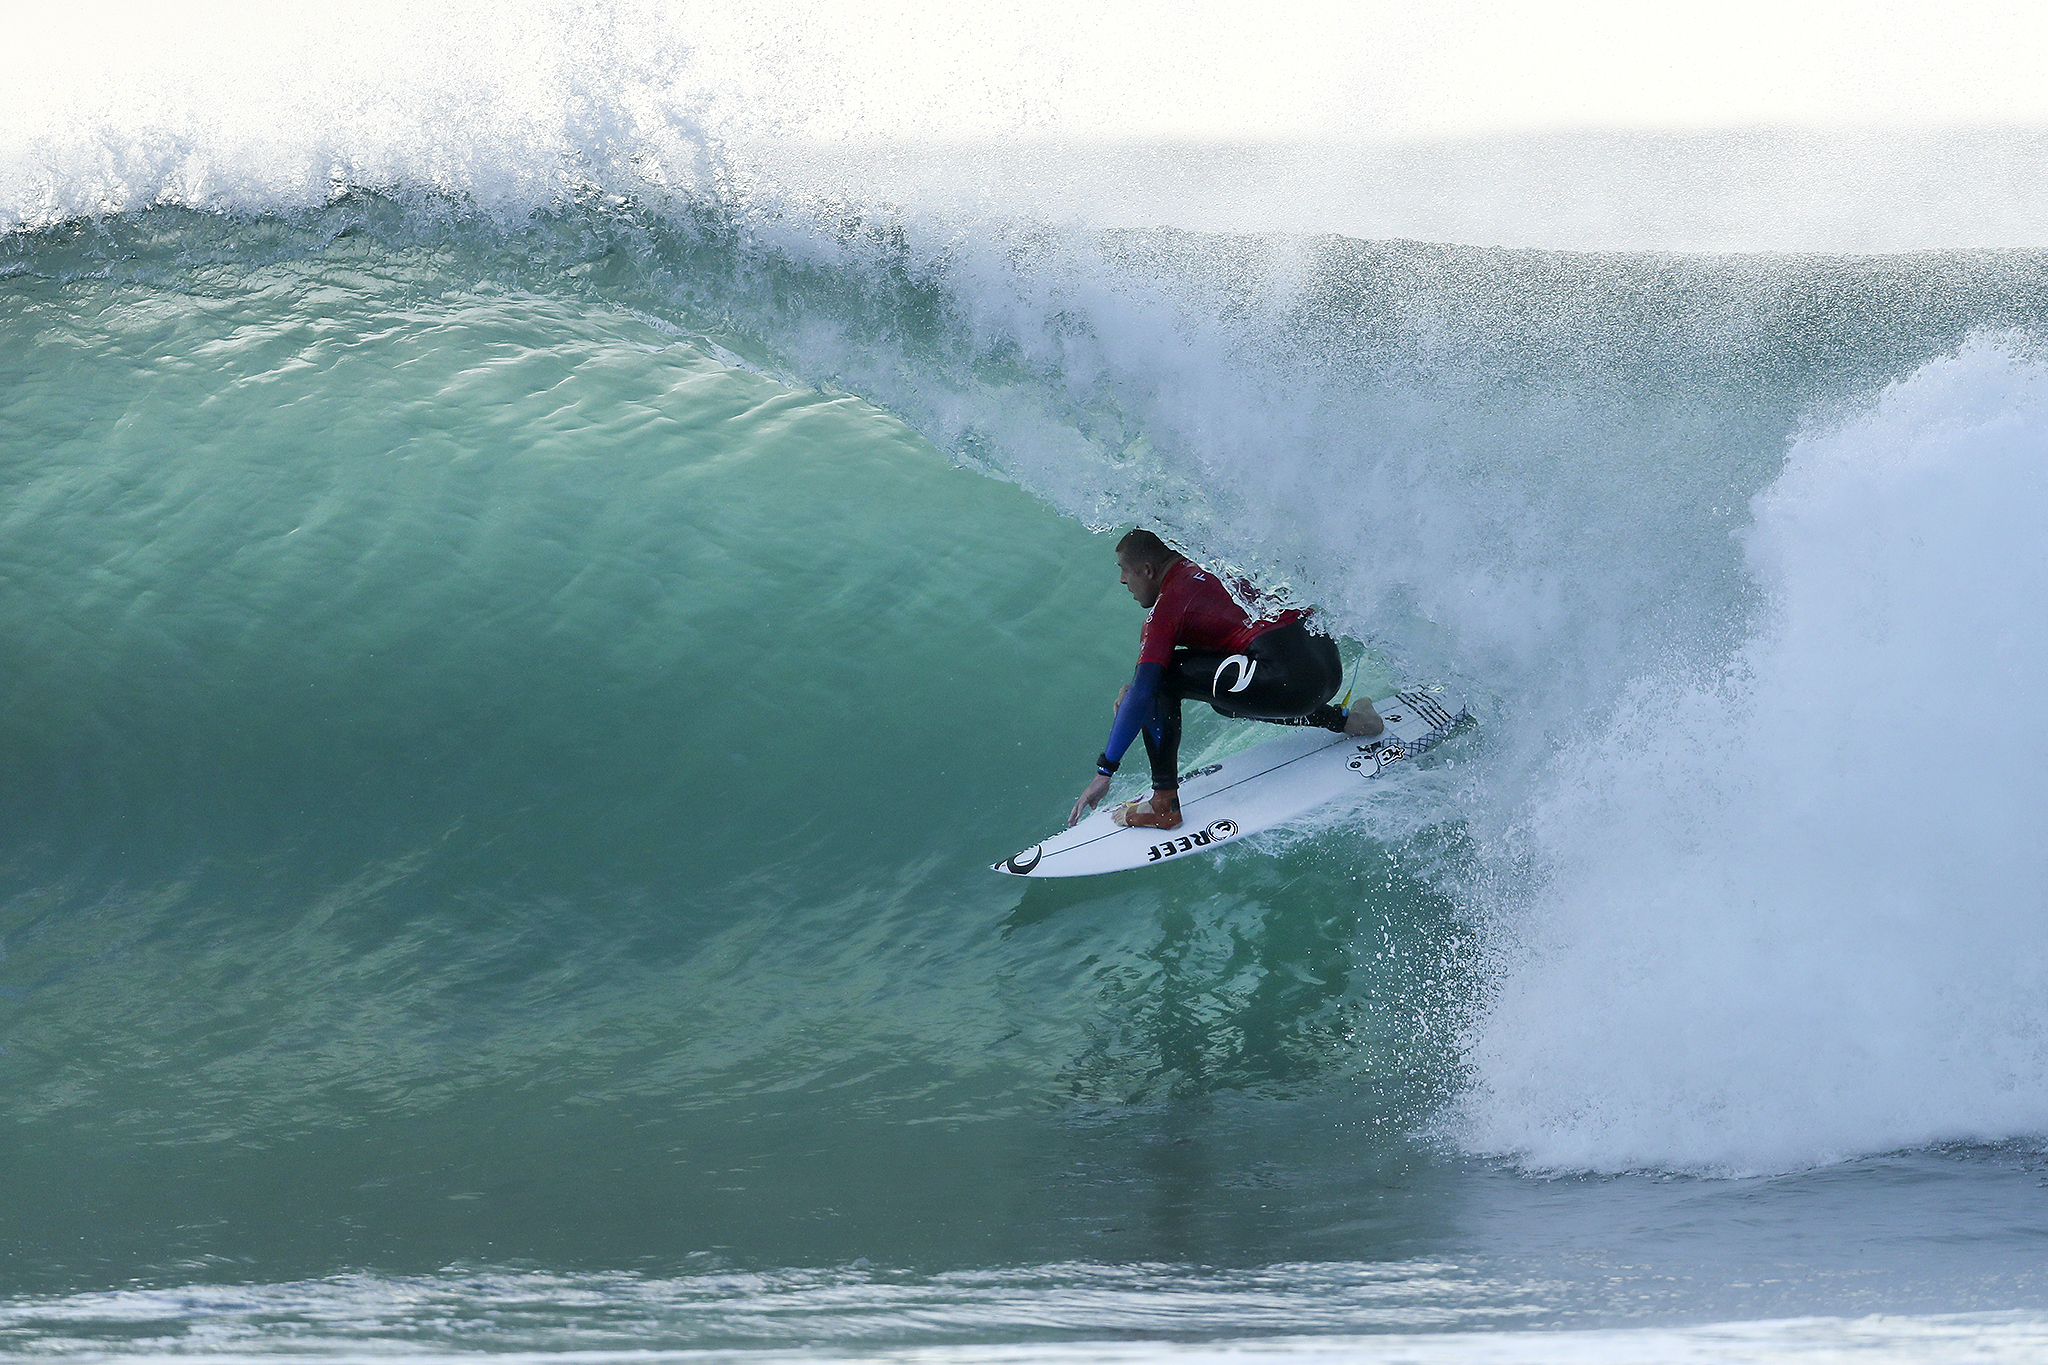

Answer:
[1099,662,1164,772]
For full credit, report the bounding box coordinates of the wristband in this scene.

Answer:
[1096,753,1120,777]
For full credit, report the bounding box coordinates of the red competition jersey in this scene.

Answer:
[1137,558,1303,666]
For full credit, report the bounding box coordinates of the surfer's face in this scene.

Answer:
[1118,554,1167,608]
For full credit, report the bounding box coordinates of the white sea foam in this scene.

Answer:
[9,1266,2048,1362]
[1457,336,2048,1173]
[7,1265,2048,1362]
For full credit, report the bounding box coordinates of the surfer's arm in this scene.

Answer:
[1069,662,1164,826]
[1100,662,1163,772]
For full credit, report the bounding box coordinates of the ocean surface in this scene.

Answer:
[7,25,2048,1362]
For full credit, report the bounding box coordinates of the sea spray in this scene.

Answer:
[1459,335,2048,1173]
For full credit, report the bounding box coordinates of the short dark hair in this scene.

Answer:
[1115,527,1180,567]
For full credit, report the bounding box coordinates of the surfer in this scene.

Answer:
[1069,529,1383,831]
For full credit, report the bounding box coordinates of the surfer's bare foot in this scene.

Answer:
[1111,790,1182,830]
[1344,699,1385,738]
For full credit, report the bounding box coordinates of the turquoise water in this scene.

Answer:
[6,126,2048,1361]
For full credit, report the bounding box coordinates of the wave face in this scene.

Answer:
[6,11,2048,1333]
[3,207,1496,1290]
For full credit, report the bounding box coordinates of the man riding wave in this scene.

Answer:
[1070,529,1383,831]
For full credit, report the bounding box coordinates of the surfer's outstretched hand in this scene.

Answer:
[1070,773,1112,827]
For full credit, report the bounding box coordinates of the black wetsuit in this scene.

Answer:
[1098,560,1345,791]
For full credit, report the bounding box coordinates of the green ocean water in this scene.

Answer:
[6,193,2048,1359]
[0,214,1474,1292]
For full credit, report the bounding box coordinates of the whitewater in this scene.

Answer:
[6,6,2048,1362]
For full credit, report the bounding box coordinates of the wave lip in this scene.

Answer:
[14,4,2048,250]
[3,1,716,234]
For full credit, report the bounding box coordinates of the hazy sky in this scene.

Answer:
[14,0,2048,144]
[689,0,2048,139]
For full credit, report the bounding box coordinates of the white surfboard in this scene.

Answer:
[993,688,1471,878]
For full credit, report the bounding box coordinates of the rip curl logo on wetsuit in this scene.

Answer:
[1213,654,1256,694]
[1145,818,1238,862]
